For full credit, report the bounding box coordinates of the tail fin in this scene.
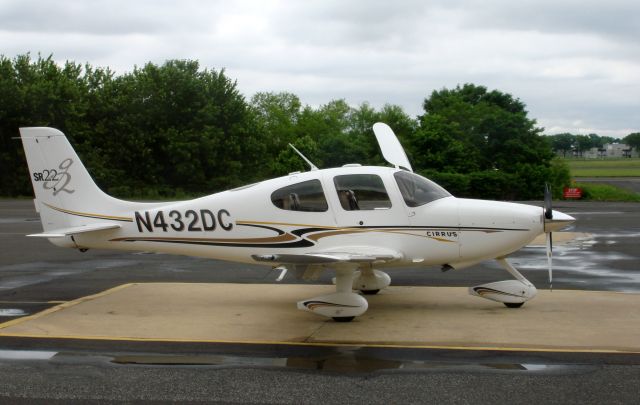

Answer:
[20,127,134,233]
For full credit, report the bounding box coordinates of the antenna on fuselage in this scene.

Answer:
[289,144,318,171]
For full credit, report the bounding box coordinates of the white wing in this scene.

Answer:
[252,246,402,265]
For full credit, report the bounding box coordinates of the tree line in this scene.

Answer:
[1,54,572,200]
[548,132,640,157]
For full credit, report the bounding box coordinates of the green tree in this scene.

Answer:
[296,99,354,169]
[412,84,559,198]
[418,84,552,166]
[270,134,319,174]
[86,60,259,196]
[250,92,301,142]
[410,115,471,173]
[0,54,103,196]
[623,133,640,151]
[344,102,382,166]
[249,92,303,176]
[417,84,553,172]
[377,104,417,144]
[588,133,604,149]
[574,135,592,157]
[548,133,575,157]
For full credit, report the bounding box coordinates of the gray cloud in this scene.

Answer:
[460,0,640,44]
[0,0,637,137]
[0,0,166,34]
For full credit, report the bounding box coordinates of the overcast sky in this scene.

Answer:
[1,0,638,138]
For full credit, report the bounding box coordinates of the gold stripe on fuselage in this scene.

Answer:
[43,203,133,222]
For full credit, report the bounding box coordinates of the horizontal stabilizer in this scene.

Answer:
[28,223,121,238]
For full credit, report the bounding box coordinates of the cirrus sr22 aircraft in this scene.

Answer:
[20,124,574,322]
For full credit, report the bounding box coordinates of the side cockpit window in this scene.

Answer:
[394,171,451,207]
[271,179,328,212]
[333,174,392,211]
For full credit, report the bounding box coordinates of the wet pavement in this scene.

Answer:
[0,199,639,403]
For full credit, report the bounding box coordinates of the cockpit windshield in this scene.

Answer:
[394,171,451,207]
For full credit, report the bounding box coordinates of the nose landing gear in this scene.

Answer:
[469,258,537,308]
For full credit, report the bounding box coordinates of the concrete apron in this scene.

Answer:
[0,283,638,353]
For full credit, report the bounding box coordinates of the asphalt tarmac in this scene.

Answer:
[1,199,639,403]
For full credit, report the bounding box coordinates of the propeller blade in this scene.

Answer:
[546,232,553,291]
[544,183,553,220]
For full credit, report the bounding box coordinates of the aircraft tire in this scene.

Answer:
[360,289,380,295]
[504,302,524,308]
[332,316,355,322]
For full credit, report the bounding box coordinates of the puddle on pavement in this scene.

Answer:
[0,350,57,360]
[0,309,27,316]
[110,353,573,373]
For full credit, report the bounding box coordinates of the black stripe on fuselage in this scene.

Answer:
[237,223,286,235]
[291,227,336,237]
[115,238,315,248]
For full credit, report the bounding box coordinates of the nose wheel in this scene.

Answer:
[352,268,390,295]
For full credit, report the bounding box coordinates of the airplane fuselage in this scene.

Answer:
[60,165,544,270]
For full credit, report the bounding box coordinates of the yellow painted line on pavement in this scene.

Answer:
[0,284,134,330]
[0,331,637,354]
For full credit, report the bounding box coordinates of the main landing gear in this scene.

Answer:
[468,258,537,308]
[297,267,391,322]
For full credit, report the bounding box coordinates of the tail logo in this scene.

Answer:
[33,158,75,196]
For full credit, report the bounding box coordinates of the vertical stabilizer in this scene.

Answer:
[19,127,131,232]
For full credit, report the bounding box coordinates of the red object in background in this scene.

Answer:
[563,187,582,199]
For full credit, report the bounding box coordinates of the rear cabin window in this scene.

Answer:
[333,174,392,210]
[271,179,328,212]
[394,171,451,207]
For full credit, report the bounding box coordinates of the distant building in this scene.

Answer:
[568,143,638,158]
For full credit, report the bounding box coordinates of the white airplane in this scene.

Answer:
[20,124,574,322]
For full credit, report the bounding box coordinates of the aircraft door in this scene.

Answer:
[327,173,409,228]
